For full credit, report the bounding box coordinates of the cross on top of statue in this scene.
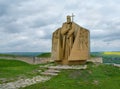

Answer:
[71,13,75,22]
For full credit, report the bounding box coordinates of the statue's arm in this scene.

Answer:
[67,24,75,38]
[67,29,74,38]
[61,23,69,35]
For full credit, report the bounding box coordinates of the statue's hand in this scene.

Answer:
[61,23,70,35]
[67,35,69,39]
[67,28,74,37]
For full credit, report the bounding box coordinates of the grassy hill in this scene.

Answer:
[0,54,17,58]
[21,63,120,89]
[0,54,120,89]
[0,59,39,83]
[37,52,51,58]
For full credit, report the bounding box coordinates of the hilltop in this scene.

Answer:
[0,52,120,89]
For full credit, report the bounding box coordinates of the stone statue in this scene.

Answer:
[52,15,90,65]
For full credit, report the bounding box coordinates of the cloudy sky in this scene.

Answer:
[0,0,120,52]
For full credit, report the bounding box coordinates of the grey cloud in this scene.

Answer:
[90,18,120,42]
[0,4,8,16]
[2,23,24,33]
[103,36,120,42]
[0,0,120,52]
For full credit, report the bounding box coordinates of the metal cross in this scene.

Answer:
[71,13,75,22]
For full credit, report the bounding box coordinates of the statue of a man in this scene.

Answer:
[52,15,90,64]
[61,16,75,60]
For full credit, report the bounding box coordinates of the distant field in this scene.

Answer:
[0,52,43,57]
[91,52,120,64]
[103,52,120,55]
[0,54,17,57]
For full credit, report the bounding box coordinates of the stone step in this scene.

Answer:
[48,65,87,70]
[41,72,58,76]
[45,69,60,73]
[113,64,120,67]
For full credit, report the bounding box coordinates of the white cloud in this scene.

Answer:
[0,0,120,52]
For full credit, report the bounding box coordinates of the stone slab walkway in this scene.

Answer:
[48,65,87,70]
[113,64,120,67]
[87,57,103,63]
[41,69,60,76]
[0,76,51,89]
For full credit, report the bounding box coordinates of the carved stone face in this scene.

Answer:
[67,15,71,23]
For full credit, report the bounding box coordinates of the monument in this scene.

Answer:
[52,15,90,65]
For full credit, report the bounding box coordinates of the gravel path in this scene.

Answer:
[0,76,51,89]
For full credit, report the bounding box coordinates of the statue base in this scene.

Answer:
[55,60,87,65]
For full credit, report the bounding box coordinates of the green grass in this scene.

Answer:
[21,63,120,89]
[0,59,39,82]
[37,52,51,58]
[90,54,97,58]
